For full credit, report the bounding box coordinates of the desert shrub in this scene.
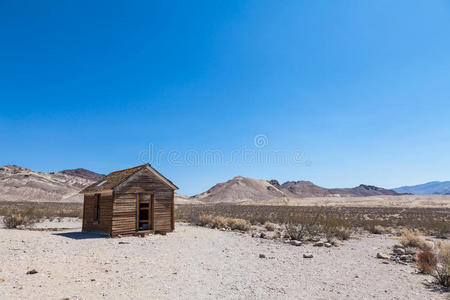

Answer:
[197,214,214,227]
[3,214,26,228]
[334,227,352,240]
[228,218,251,231]
[3,212,38,229]
[264,222,275,231]
[434,241,450,287]
[400,229,433,251]
[369,225,384,234]
[417,251,437,274]
[211,216,228,229]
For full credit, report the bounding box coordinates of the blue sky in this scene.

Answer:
[1,1,450,195]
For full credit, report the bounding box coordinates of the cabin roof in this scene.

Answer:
[79,164,178,194]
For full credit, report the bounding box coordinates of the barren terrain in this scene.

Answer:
[0,221,445,299]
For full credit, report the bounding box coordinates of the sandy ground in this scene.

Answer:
[0,221,446,300]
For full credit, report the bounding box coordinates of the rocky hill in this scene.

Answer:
[192,176,287,204]
[0,165,103,203]
[190,177,404,204]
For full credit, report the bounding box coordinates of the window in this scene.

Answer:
[93,194,100,222]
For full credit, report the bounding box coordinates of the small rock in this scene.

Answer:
[283,239,291,244]
[309,237,320,242]
[91,279,96,282]
[376,253,390,259]
[290,240,302,246]
[382,261,389,264]
[393,248,406,255]
[259,254,266,259]
[260,232,266,239]
[26,269,38,275]
[324,243,332,248]
[0,278,4,282]
[118,242,129,245]
[400,254,413,261]
[303,253,313,258]
[219,228,226,231]
[393,244,404,249]
[313,241,324,247]
[251,232,260,238]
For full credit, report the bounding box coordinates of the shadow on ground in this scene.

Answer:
[53,231,109,240]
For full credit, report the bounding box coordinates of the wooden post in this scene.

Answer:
[136,193,140,231]
[171,190,175,231]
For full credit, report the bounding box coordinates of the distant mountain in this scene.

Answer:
[0,165,103,202]
[190,176,402,204]
[329,184,403,197]
[393,181,450,195]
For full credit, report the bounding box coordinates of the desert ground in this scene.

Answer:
[0,220,446,300]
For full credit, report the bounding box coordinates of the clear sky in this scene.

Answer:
[1,1,450,195]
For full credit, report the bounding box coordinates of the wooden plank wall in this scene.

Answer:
[111,193,137,236]
[82,194,113,234]
[113,168,174,235]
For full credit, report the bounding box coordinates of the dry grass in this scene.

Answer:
[400,229,433,251]
[0,201,82,229]
[176,204,450,240]
[264,222,275,231]
[434,241,450,288]
[195,214,251,231]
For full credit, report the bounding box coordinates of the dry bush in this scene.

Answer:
[434,241,450,287]
[211,216,228,229]
[194,214,250,231]
[369,225,384,234]
[264,222,275,231]
[3,214,26,228]
[400,229,433,251]
[228,218,251,231]
[417,251,437,274]
[0,201,82,220]
[197,214,214,227]
[175,204,449,238]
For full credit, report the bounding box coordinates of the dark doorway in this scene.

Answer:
[137,193,153,231]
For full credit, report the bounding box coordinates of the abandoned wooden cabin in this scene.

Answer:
[79,164,178,237]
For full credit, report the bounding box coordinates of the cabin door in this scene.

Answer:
[137,193,154,231]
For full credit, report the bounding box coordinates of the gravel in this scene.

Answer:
[0,221,443,299]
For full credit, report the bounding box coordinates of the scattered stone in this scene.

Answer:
[118,242,129,245]
[324,243,332,248]
[290,240,302,246]
[219,228,226,231]
[303,253,313,258]
[400,254,413,262]
[382,261,390,264]
[393,244,403,249]
[251,232,260,238]
[313,241,324,247]
[393,248,406,255]
[260,232,266,239]
[259,254,266,259]
[283,239,291,244]
[91,279,96,282]
[376,253,390,259]
[309,237,320,242]
[26,269,38,275]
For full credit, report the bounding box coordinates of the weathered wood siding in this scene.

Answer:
[82,193,113,234]
[111,193,137,236]
[112,168,174,235]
